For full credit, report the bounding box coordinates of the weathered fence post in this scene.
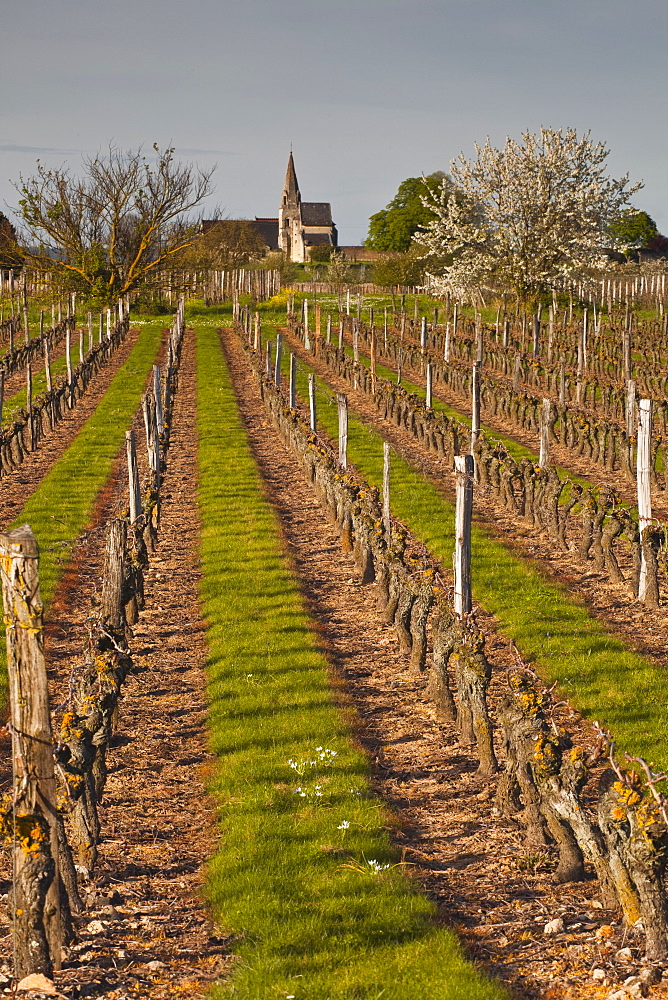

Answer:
[274,332,283,387]
[338,393,348,468]
[539,398,551,468]
[626,379,636,438]
[444,322,451,362]
[454,455,474,617]
[470,361,481,451]
[308,373,317,432]
[65,326,73,406]
[101,519,127,630]
[426,362,433,411]
[0,526,63,978]
[289,353,296,408]
[304,299,310,350]
[420,316,427,354]
[153,365,164,435]
[265,341,272,377]
[637,399,656,605]
[370,327,377,393]
[383,441,391,536]
[126,430,142,523]
[27,360,34,449]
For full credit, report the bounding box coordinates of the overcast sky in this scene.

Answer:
[1,0,666,245]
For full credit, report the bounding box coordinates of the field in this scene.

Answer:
[0,285,667,1000]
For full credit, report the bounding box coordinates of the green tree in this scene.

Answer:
[365,173,451,251]
[371,249,425,288]
[608,209,659,254]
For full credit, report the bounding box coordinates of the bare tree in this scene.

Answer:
[13,145,215,303]
[419,128,642,302]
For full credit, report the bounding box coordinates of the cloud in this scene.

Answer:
[0,142,81,155]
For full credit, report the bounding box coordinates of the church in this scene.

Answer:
[203,154,337,263]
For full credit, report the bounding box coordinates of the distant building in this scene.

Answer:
[277,153,337,262]
[201,153,337,263]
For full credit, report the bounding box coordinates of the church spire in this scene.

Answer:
[283,151,300,206]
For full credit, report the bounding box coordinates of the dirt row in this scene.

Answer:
[282,326,668,671]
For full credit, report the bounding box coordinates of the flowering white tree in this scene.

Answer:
[418,128,642,301]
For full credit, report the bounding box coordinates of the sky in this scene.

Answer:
[1,0,666,245]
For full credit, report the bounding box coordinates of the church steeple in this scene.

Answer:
[282,152,300,207]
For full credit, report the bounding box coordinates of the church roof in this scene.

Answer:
[304,232,336,246]
[253,218,279,250]
[283,152,300,202]
[301,202,333,226]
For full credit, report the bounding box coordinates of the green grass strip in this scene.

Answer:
[196,324,506,1000]
[277,340,668,770]
[8,322,164,607]
[0,319,164,704]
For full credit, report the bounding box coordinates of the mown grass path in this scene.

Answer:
[0,321,164,699]
[196,323,507,1000]
[275,330,668,769]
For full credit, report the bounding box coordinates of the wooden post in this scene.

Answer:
[106,308,111,340]
[353,320,359,363]
[304,299,310,350]
[79,326,84,365]
[444,322,451,362]
[539,398,551,467]
[308,373,317,432]
[87,311,93,353]
[27,360,34,449]
[101,519,127,630]
[476,314,484,362]
[426,362,433,410]
[65,326,73,407]
[559,359,567,404]
[153,365,164,435]
[265,341,272,376]
[370,327,377,393]
[99,312,103,345]
[0,526,63,977]
[547,305,554,362]
[43,336,52,395]
[384,306,388,346]
[315,302,321,340]
[382,441,391,535]
[289,353,296,408]
[503,319,510,349]
[454,455,474,617]
[532,312,540,356]
[637,399,653,603]
[338,393,348,468]
[626,380,636,438]
[471,361,481,450]
[126,430,142,522]
[512,354,522,392]
[274,333,283,387]
[622,327,632,381]
[420,316,427,354]
[326,313,332,343]
[23,305,29,345]
[338,316,344,351]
